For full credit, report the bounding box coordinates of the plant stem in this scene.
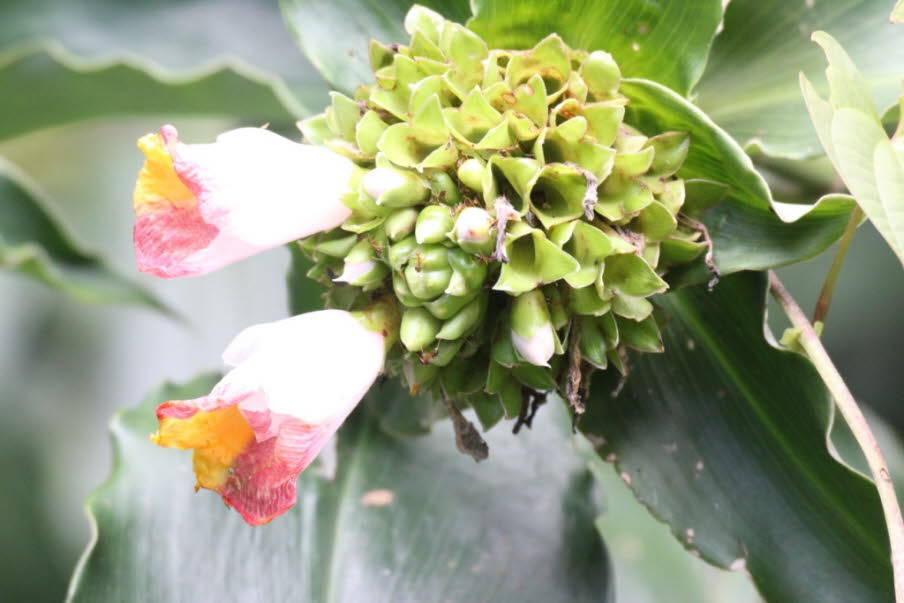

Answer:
[812,206,863,324]
[769,270,904,601]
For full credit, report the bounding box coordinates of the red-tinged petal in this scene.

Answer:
[133,203,219,278]
[131,124,355,278]
[217,417,337,525]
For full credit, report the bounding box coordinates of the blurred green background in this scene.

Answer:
[2,3,902,602]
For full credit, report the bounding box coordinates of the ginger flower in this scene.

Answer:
[151,310,386,525]
[132,125,355,278]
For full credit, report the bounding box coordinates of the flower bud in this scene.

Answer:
[334,239,388,287]
[392,271,424,307]
[457,157,485,191]
[452,207,495,255]
[427,170,463,205]
[427,338,467,367]
[436,295,484,340]
[424,291,476,320]
[388,236,418,270]
[363,167,429,207]
[352,295,401,348]
[404,243,453,299]
[510,290,556,366]
[405,263,452,299]
[415,205,454,244]
[446,248,488,296]
[400,307,442,351]
[384,207,419,241]
[581,51,621,100]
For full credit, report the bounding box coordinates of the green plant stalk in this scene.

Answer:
[769,270,904,601]
[812,206,863,325]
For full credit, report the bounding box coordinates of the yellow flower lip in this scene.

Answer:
[133,129,197,215]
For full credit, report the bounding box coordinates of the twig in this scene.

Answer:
[679,215,720,290]
[566,318,585,416]
[442,397,489,462]
[491,196,516,263]
[813,206,863,325]
[769,270,904,601]
[566,162,599,220]
[512,388,546,434]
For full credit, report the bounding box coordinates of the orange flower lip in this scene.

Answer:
[150,310,386,525]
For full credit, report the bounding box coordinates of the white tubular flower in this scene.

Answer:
[132,125,354,278]
[151,310,385,525]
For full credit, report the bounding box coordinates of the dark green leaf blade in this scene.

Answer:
[468,0,723,96]
[68,375,611,602]
[695,0,904,158]
[581,272,892,602]
[280,0,472,96]
[0,159,165,309]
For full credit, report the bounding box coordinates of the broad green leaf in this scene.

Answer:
[0,159,165,309]
[832,109,904,266]
[282,1,722,98]
[580,272,891,602]
[468,0,723,96]
[280,0,472,96]
[0,45,310,141]
[587,442,760,602]
[801,32,904,267]
[1,0,326,123]
[695,0,904,159]
[894,0,904,23]
[68,375,612,602]
[679,193,857,282]
[620,78,856,280]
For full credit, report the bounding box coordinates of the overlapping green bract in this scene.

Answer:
[299,6,707,429]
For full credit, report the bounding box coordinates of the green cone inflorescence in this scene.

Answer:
[299,6,709,432]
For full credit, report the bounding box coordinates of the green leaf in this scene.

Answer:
[619,78,856,279]
[468,0,723,96]
[1,0,326,126]
[800,32,904,267]
[588,444,760,602]
[280,0,473,95]
[894,0,904,23]
[580,272,891,602]
[0,159,165,309]
[695,0,904,158]
[832,109,904,265]
[0,45,310,141]
[687,193,858,280]
[68,376,612,602]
